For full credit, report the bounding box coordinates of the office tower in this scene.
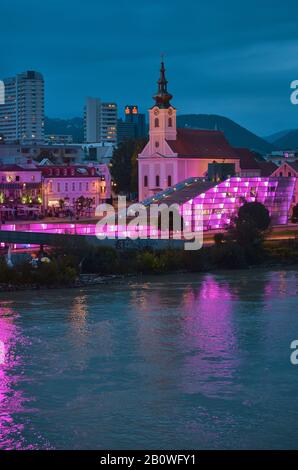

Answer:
[117,105,147,144]
[0,71,45,143]
[84,97,117,144]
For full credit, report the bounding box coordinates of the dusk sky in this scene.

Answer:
[2,0,298,136]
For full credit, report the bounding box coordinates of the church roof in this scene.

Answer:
[234,148,277,175]
[166,128,238,159]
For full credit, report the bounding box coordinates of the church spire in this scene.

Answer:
[153,59,173,108]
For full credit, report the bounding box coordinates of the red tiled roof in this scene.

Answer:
[234,148,260,170]
[257,161,277,176]
[41,165,97,178]
[234,148,277,175]
[166,129,238,159]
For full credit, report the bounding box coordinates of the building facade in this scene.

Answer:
[42,164,111,211]
[117,105,146,144]
[271,161,298,207]
[0,163,111,218]
[84,97,117,144]
[0,71,44,144]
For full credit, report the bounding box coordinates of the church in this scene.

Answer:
[138,61,272,202]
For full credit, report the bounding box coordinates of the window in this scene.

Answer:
[156,175,160,187]
[79,182,82,191]
[154,117,159,127]
[86,182,89,191]
[155,141,159,148]
[168,117,172,127]
[288,172,292,177]
[279,172,282,177]
[65,183,68,192]
[167,175,172,187]
[57,183,60,192]
[72,182,75,191]
[144,175,148,187]
[16,175,20,182]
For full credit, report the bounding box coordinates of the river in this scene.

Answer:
[0,268,298,449]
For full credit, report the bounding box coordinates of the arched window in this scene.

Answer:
[168,117,172,127]
[154,117,159,127]
[155,141,159,148]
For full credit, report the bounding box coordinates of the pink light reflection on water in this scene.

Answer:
[180,275,241,398]
[0,303,49,449]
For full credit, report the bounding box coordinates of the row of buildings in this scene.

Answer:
[1,63,298,231]
[0,70,147,147]
[0,162,111,219]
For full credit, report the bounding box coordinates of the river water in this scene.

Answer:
[0,268,298,450]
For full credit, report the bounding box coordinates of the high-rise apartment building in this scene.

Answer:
[0,71,45,143]
[84,97,117,144]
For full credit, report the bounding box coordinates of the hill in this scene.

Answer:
[176,114,274,154]
[269,129,298,150]
[44,114,274,153]
[264,129,294,144]
[44,117,84,143]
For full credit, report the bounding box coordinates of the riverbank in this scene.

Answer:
[0,237,297,293]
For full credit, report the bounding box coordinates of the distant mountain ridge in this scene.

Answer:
[264,129,294,144]
[177,114,274,154]
[44,117,84,143]
[45,114,274,154]
[266,129,298,150]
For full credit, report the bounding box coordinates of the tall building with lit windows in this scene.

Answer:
[0,71,45,144]
[84,97,117,144]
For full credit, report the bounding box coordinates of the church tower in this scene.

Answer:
[148,61,177,153]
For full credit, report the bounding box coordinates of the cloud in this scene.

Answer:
[1,0,298,134]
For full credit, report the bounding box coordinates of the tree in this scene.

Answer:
[238,202,270,231]
[110,139,146,194]
[229,202,270,248]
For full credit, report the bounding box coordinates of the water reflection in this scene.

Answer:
[0,269,297,450]
[181,275,240,397]
[0,303,31,449]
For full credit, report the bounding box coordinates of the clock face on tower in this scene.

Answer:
[168,108,173,116]
[154,108,159,116]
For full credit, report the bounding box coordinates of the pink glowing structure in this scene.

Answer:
[0,177,295,242]
[180,177,296,231]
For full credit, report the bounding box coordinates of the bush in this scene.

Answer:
[136,251,165,274]
[82,246,120,274]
